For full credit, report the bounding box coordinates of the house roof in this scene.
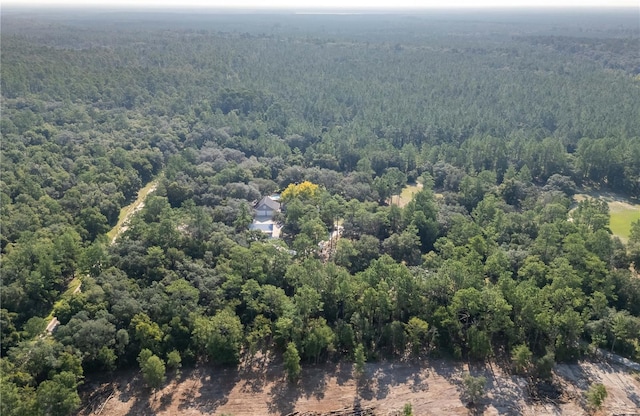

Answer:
[255,196,280,211]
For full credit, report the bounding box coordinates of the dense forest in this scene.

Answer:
[1,8,640,415]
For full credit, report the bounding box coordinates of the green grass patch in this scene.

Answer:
[391,182,423,207]
[610,206,640,241]
[400,183,422,200]
[574,192,639,242]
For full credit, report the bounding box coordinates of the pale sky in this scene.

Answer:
[3,0,639,8]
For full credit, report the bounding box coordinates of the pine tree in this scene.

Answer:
[283,342,301,382]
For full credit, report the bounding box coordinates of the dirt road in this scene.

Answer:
[43,178,159,336]
[108,179,159,244]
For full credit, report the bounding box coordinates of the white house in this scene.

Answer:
[254,196,281,218]
[250,196,281,238]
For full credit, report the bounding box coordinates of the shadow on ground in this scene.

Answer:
[177,366,239,414]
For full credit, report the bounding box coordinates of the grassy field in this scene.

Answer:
[574,192,640,242]
[391,182,444,207]
[610,205,640,240]
[390,182,423,207]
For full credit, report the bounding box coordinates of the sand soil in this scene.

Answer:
[79,354,640,416]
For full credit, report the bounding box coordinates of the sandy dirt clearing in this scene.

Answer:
[79,355,640,416]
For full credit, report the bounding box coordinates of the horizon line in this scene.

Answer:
[2,3,638,10]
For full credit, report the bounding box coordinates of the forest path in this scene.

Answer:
[44,177,160,335]
[107,177,160,245]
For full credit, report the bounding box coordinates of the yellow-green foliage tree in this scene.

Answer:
[281,181,320,202]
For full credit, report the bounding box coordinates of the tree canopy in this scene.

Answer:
[1,9,639,413]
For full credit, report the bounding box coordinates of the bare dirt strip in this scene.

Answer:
[79,355,640,416]
[108,179,159,244]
